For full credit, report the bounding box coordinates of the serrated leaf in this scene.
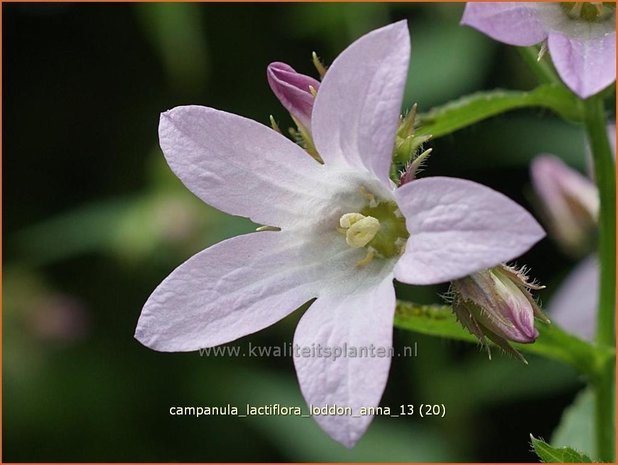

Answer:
[531,436,593,463]
[394,301,610,377]
[415,84,583,139]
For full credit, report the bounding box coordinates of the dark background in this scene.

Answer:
[4,3,599,462]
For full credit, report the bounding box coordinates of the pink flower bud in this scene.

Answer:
[531,155,599,257]
[451,265,549,361]
[267,62,320,132]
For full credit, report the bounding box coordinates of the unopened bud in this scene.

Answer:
[451,265,549,362]
[267,62,320,133]
[394,104,432,167]
[399,148,432,186]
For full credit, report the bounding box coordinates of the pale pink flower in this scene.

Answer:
[461,2,616,98]
[530,158,597,338]
[530,155,599,257]
[136,21,544,446]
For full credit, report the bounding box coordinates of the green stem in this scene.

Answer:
[584,95,616,462]
[593,362,615,462]
[585,97,616,348]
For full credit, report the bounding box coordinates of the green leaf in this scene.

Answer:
[394,301,611,378]
[531,436,593,463]
[552,388,595,459]
[415,84,583,139]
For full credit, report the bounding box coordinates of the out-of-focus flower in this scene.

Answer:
[29,294,90,343]
[267,62,320,133]
[451,264,549,361]
[548,255,598,341]
[530,155,599,257]
[461,2,616,98]
[531,125,615,342]
[136,21,545,447]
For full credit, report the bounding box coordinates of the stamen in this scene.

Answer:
[339,214,380,248]
[339,212,365,228]
[337,195,409,260]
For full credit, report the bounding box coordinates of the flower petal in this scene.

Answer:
[136,225,397,351]
[548,255,598,342]
[548,31,616,99]
[311,21,410,185]
[267,62,320,132]
[159,105,327,228]
[136,231,319,351]
[293,274,395,447]
[461,2,547,46]
[394,177,545,285]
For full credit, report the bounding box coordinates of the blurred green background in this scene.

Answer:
[3,3,601,462]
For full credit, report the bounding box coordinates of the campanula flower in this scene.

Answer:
[461,2,616,98]
[135,21,544,447]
